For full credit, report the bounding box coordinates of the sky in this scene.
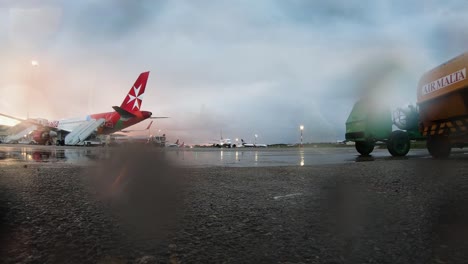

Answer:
[1,0,468,144]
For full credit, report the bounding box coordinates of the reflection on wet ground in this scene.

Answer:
[169,147,431,167]
[0,144,443,167]
[0,146,109,164]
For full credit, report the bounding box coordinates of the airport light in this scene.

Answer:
[254,134,258,144]
[300,125,304,147]
[31,60,39,67]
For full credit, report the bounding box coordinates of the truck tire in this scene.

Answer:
[427,135,451,158]
[387,130,410,157]
[355,141,375,156]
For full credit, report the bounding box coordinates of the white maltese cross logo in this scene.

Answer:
[127,84,144,110]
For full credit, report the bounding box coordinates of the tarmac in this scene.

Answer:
[0,143,450,167]
[1,144,468,263]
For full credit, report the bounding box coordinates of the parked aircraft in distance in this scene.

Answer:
[120,121,153,133]
[241,139,267,148]
[165,140,190,148]
[109,120,152,145]
[0,71,166,146]
[167,139,181,147]
[214,138,236,148]
[210,130,237,148]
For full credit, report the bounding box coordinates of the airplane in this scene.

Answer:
[120,120,153,133]
[212,130,236,148]
[241,139,268,148]
[167,139,180,147]
[0,71,164,146]
[214,138,235,148]
[165,139,190,148]
[108,121,155,145]
[167,140,190,148]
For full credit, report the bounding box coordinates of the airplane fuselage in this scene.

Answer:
[48,110,152,135]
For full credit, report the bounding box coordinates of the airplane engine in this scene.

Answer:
[32,129,56,145]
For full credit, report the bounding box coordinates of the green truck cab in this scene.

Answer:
[345,99,423,156]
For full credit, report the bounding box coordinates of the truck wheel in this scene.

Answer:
[355,141,375,156]
[427,136,451,158]
[387,130,410,157]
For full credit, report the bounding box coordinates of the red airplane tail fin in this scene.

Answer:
[120,71,150,113]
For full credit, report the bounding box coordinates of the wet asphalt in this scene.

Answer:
[0,143,446,167]
[1,144,468,263]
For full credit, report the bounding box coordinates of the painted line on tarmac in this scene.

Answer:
[273,193,303,200]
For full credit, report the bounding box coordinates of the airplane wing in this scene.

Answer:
[0,113,63,131]
[0,113,25,123]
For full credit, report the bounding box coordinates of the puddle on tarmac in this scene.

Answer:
[0,147,109,164]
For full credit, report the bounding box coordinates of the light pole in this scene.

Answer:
[28,60,39,119]
[254,134,258,145]
[300,125,304,147]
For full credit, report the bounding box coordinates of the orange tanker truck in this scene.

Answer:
[418,52,468,158]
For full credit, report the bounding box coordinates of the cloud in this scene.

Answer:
[1,1,468,143]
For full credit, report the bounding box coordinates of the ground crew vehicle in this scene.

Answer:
[417,52,468,158]
[345,99,423,156]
